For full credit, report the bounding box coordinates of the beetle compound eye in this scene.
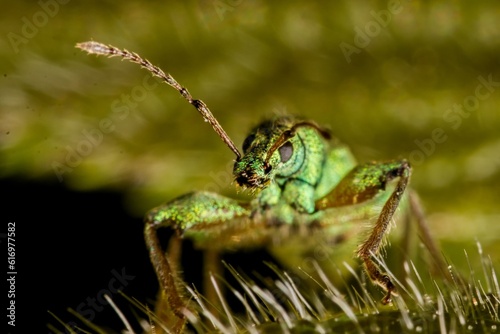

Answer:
[242,134,256,153]
[279,141,293,163]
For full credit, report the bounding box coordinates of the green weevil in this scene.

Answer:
[77,41,446,332]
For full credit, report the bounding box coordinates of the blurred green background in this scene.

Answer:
[1,0,499,331]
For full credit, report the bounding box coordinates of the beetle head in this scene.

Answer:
[233,116,324,191]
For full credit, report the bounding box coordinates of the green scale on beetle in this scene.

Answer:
[77,41,448,333]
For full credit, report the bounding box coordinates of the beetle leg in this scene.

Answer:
[357,162,410,304]
[316,160,411,304]
[144,221,186,332]
[408,190,453,284]
[144,191,252,332]
[203,248,221,316]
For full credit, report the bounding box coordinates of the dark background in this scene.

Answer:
[2,179,155,333]
[1,1,500,332]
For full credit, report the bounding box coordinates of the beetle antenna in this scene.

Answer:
[76,41,242,160]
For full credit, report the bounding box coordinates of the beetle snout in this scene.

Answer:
[233,158,272,190]
[235,170,259,188]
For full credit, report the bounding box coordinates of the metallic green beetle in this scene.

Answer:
[77,41,445,333]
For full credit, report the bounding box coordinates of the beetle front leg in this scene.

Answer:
[144,191,251,332]
[144,217,186,332]
[357,161,410,304]
[316,160,411,304]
